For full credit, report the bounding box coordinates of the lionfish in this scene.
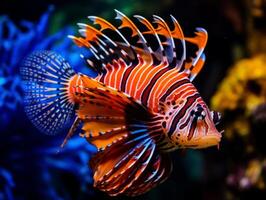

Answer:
[21,10,222,196]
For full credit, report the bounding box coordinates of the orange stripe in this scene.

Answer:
[149,71,186,112]
[124,56,145,96]
[134,62,167,100]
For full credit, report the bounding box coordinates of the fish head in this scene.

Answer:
[161,90,222,150]
[179,104,222,149]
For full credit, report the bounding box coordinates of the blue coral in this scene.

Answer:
[1,130,96,199]
[0,6,92,127]
[0,6,96,200]
[0,168,15,200]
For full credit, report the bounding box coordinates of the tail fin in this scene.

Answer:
[21,50,76,135]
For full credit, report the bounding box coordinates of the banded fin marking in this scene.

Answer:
[88,15,138,64]
[134,15,165,62]
[182,28,208,77]
[114,10,152,55]
[21,51,75,135]
[189,53,206,81]
[88,15,130,46]
[170,15,186,69]
[153,15,176,66]
[68,75,170,196]
[101,140,154,195]
[70,11,209,82]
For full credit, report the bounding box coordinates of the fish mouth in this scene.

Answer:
[178,130,222,149]
[196,133,222,148]
[197,119,223,148]
[202,134,221,148]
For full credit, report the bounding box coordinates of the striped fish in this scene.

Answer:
[21,10,222,196]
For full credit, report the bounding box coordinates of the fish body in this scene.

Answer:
[21,10,222,196]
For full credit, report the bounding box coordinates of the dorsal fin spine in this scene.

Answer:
[153,15,177,68]
[134,15,164,62]
[70,11,207,81]
[88,15,138,63]
[88,16,130,46]
[189,53,206,81]
[77,22,117,46]
[114,10,152,56]
[170,15,186,69]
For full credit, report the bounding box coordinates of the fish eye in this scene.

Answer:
[201,111,206,118]
[197,111,206,120]
[211,111,221,125]
[191,108,206,120]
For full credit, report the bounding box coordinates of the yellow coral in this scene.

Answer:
[212,54,266,112]
[244,159,266,190]
[225,116,250,138]
[211,54,266,138]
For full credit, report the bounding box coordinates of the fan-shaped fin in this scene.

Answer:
[67,74,170,196]
[21,51,76,135]
[90,130,171,196]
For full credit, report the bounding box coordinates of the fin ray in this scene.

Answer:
[21,51,75,135]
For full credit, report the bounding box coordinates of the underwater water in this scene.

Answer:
[1,0,266,200]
